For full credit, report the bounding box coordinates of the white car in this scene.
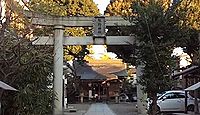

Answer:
[155,90,197,112]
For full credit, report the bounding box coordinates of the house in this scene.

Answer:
[172,65,200,113]
[172,65,200,91]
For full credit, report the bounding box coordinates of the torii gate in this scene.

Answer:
[24,11,147,115]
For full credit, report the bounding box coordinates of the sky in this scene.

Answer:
[93,0,110,15]
[172,47,191,67]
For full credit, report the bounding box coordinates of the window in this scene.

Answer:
[164,93,177,99]
[175,93,186,98]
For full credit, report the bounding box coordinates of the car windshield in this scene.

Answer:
[157,91,166,97]
[158,91,188,100]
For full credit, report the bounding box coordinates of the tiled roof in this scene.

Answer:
[74,58,127,80]
[109,69,128,77]
[74,61,107,80]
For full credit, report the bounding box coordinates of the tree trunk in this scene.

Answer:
[5,0,11,25]
[151,92,158,115]
[0,90,4,115]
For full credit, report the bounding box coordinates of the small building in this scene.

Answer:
[74,58,127,102]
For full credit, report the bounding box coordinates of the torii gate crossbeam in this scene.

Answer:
[32,36,134,45]
[24,11,134,27]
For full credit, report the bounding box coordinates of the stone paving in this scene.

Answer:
[64,102,200,115]
[64,103,90,115]
[64,102,138,115]
[108,102,138,115]
[85,103,116,115]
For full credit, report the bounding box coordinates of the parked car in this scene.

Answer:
[148,90,198,113]
[147,91,166,106]
[119,93,129,102]
[126,93,137,102]
[131,94,137,102]
[157,91,166,98]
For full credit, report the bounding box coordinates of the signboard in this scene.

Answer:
[93,16,106,37]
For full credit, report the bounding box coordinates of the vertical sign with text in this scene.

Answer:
[93,16,106,37]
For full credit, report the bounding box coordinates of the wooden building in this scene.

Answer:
[74,58,127,102]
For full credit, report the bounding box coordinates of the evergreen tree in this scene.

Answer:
[105,0,135,16]
[129,0,200,114]
[0,14,54,115]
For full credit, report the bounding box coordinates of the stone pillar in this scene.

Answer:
[80,93,84,103]
[106,82,110,102]
[64,77,67,109]
[53,25,64,115]
[89,90,92,101]
[115,92,119,103]
[136,65,147,115]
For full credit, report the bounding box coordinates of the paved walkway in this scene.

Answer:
[172,112,200,115]
[85,103,116,115]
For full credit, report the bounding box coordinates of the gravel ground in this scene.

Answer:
[108,102,138,115]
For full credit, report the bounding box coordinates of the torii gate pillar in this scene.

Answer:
[53,25,64,114]
[136,65,147,115]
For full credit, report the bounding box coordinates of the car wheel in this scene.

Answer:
[187,105,194,112]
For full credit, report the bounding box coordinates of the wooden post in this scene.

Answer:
[194,90,199,114]
[194,77,199,114]
[53,25,64,115]
[185,77,188,113]
[98,83,101,101]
